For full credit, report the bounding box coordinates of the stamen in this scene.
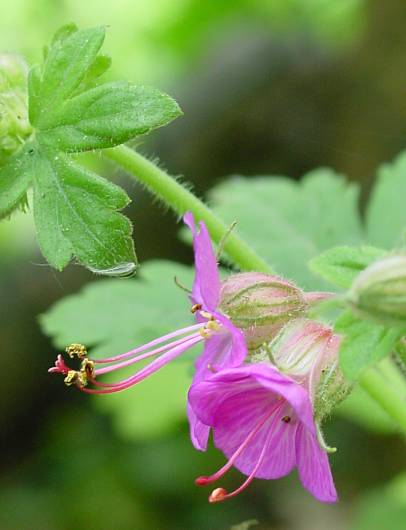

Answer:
[94,332,202,377]
[80,335,203,394]
[64,370,78,386]
[91,322,206,364]
[207,320,221,332]
[208,488,227,503]
[199,327,213,339]
[281,415,291,423]
[208,439,269,503]
[195,401,282,487]
[191,303,202,314]
[199,310,214,321]
[63,370,87,387]
[66,343,87,359]
[81,358,95,378]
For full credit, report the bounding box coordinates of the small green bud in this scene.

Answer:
[219,272,308,349]
[0,53,33,165]
[348,255,406,326]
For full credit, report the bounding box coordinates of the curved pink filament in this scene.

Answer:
[94,332,202,376]
[196,400,283,486]
[93,322,205,364]
[209,436,270,502]
[80,335,202,394]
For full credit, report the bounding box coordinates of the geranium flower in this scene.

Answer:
[49,213,332,454]
[49,212,247,452]
[189,363,337,503]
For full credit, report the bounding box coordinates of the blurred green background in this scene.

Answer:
[1,0,406,529]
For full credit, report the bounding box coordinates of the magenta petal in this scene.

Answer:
[194,313,247,382]
[188,316,247,451]
[295,423,338,503]
[183,212,221,311]
[212,313,248,368]
[213,391,297,480]
[189,364,313,431]
[187,402,210,451]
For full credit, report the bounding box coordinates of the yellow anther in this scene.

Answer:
[81,358,95,379]
[200,310,214,321]
[63,369,88,388]
[199,327,212,339]
[66,343,87,359]
[64,370,79,386]
[191,303,202,314]
[207,320,221,332]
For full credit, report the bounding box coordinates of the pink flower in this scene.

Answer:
[49,212,247,452]
[184,212,248,450]
[188,363,337,504]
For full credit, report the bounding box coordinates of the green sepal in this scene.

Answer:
[335,310,403,380]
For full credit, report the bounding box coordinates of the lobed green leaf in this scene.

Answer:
[309,245,386,289]
[367,151,406,249]
[32,148,136,272]
[39,83,182,151]
[1,23,184,274]
[0,143,35,218]
[34,26,105,126]
[210,169,363,289]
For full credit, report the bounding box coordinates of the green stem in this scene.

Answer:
[379,356,406,394]
[102,145,406,433]
[359,361,406,433]
[103,145,272,273]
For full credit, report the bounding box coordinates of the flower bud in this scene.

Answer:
[0,53,32,165]
[349,255,406,326]
[254,318,351,420]
[218,272,308,349]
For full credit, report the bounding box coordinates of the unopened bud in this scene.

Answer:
[255,318,351,420]
[349,255,406,326]
[0,53,32,165]
[219,272,307,349]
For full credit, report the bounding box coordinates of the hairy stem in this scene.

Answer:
[103,145,272,273]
